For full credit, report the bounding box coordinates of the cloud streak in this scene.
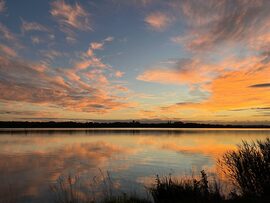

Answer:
[249,83,270,88]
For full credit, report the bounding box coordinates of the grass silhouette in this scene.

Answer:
[219,138,270,199]
[148,170,223,203]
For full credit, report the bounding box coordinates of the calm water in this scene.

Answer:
[0,128,269,203]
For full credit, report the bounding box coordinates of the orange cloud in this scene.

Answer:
[137,68,207,85]
[154,56,270,120]
[137,59,215,85]
[136,53,270,121]
[198,63,270,111]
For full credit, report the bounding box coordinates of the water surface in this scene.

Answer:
[0,128,269,202]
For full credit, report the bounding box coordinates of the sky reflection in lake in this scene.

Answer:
[0,128,269,203]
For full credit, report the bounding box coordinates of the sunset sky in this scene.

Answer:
[0,0,270,123]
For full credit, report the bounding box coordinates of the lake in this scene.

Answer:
[0,128,269,203]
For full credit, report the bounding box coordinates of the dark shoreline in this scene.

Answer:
[0,121,269,128]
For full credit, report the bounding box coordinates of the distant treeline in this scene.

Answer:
[0,121,269,128]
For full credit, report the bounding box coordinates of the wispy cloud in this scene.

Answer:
[0,0,5,13]
[75,37,114,70]
[31,36,41,44]
[21,19,49,33]
[90,37,114,50]
[90,42,104,50]
[0,56,131,113]
[0,23,16,41]
[0,44,17,57]
[171,0,270,51]
[40,49,63,61]
[0,34,130,115]
[114,0,154,7]
[145,11,173,31]
[50,0,92,32]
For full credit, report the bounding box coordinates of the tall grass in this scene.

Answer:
[102,194,151,203]
[50,172,151,203]
[220,138,270,198]
[148,170,224,203]
[50,175,93,203]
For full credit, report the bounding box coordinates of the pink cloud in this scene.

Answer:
[90,37,114,50]
[0,23,16,41]
[171,0,270,51]
[90,42,104,50]
[74,37,114,70]
[21,19,49,33]
[31,36,41,44]
[86,48,94,57]
[115,70,124,78]
[50,0,92,35]
[0,56,131,114]
[145,11,173,31]
[0,0,5,13]
[0,44,17,57]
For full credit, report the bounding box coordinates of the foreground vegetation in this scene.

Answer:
[48,138,270,203]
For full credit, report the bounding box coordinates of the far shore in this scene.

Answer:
[0,121,270,129]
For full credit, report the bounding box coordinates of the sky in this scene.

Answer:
[0,0,270,124]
